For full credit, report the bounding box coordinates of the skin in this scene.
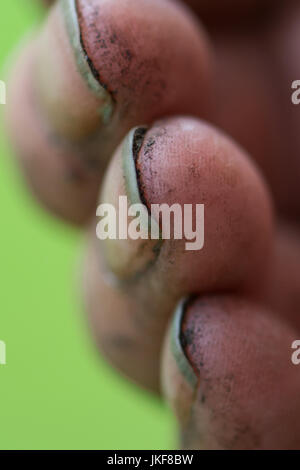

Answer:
[6,0,300,449]
[211,31,287,215]
[208,4,300,220]
[267,2,300,218]
[83,117,272,392]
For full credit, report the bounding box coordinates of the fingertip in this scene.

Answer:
[163,294,300,449]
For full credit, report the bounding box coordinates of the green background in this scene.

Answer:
[0,0,174,450]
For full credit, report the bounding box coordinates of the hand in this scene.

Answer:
[6,0,300,449]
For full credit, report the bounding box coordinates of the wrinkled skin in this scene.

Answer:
[6,0,300,449]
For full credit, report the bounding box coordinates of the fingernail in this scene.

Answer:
[161,297,198,426]
[122,126,149,206]
[33,0,115,142]
[62,0,114,124]
[170,297,198,388]
[98,126,162,281]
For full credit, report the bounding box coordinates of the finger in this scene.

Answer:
[268,2,300,219]
[6,0,212,224]
[162,294,300,449]
[210,3,300,221]
[82,117,273,392]
[211,30,289,218]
